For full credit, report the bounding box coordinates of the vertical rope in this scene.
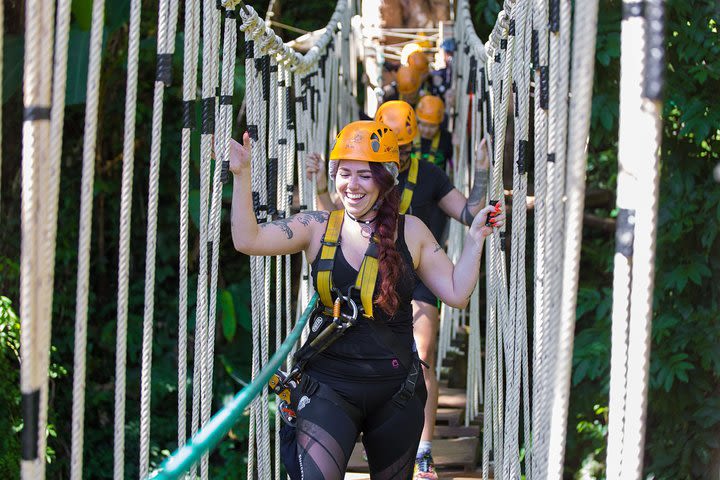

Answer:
[20,0,55,478]
[545,0,599,478]
[139,0,180,477]
[70,0,105,477]
[114,0,143,477]
[178,0,200,457]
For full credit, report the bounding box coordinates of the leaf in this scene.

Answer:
[219,289,236,342]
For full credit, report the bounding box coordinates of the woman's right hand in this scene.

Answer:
[306,152,328,190]
[229,131,251,175]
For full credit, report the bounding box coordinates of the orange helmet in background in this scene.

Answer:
[375,100,418,145]
[407,51,430,76]
[415,95,445,125]
[396,66,421,95]
[329,120,400,166]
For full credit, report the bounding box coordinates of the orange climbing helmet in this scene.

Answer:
[407,50,430,76]
[415,95,445,125]
[396,66,422,95]
[329,120,400,166]
[375,100,418,145]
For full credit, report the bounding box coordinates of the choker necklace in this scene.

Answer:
[346,211,377,225]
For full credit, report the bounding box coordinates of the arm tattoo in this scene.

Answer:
[467,171,488,207]
[433,243,443,253]
[259,211,329,240]
[460,204,474,226]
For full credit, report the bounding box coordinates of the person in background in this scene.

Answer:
[429,37,455,107]
[382,65,423,106]
[414,95,453,172]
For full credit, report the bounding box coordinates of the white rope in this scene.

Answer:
[20,0,55,478]
[138,0,180,477]
[607,1,663,478]
[70,0,105,477]
[113,0,143,477]
[177,0,200,461]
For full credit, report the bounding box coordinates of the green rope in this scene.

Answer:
[149,293,318,480]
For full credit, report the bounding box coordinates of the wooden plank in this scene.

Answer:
[438,387,466,409]
[346,437,479,473]
[433,424,480,438]
[436,407,463,426]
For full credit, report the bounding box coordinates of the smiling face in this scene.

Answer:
[418,120,440,139]
[335,160,381,219]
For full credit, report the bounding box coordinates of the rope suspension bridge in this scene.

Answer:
[15,0,666,478]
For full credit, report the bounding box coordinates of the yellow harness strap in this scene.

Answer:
[399,155,419,214]
[412,131,441,165]
[354,237,380,318]
[317,210,344,309]
[316,210,380,318]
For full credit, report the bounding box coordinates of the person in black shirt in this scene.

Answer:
[307,102,490,479]
[231,120,503,479]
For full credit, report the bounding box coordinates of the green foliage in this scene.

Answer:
[0,297,21,479]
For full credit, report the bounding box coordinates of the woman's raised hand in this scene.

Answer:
[305,152,328,191]
[476,137,490,170]
[470,201,505,240]
[229,131,251,175]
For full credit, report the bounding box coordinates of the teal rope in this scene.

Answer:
[150,293,318,480]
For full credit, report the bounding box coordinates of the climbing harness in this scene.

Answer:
[399,155,419,214]
[412,131,442,166]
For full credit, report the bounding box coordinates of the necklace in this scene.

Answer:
[346,211,376,239]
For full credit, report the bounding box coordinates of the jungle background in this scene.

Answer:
[0,0,718,478]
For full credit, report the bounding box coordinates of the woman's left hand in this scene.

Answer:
[470,202,505,240]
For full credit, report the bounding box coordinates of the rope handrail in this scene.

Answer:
[149,293,318,480]
[238,1,346,72]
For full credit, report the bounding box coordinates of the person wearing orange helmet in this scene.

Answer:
[307,101,489,479]
[381,65,424,106]
[414,95,452,170]
[231,121,503,479]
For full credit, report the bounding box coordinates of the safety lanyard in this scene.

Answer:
[316,209,380,318]
[412,131,441,166]
[398,155,419,214]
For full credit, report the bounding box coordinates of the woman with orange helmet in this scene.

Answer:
[231,120,503,479]
[381,65,423,106]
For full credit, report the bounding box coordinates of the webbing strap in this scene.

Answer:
[412,131,441,165]
[317,210,344,308]
[399,155,419,214]
[354,240,379,318]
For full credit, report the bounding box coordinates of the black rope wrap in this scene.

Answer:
[23,106,51,121]
[486,100,493,135]
[255,55,271,102]
[182,100,196,130]
[549,0,560,33]
[21,390,40,460]
[532,30,539,68]
[297,142,305,151]
[221,159,230,184]
[513,81,518,117]
[540,66,549,109]
[499,79,504,103]
[267,158,278,217]
[201,97,216,134]
[156,53,173,86]
[548,152,556,163]
[287,87,296,129]
[500,231,506,251]
[207,241,213,273]
[643,0,665,101]
[246,39,255,59]
[248,124,259,141]
[225,8,237,18]
[495,53,501,63]
[286,184,293,214]
[500,38,507,50]
[518,139,528,174]
[466,56,477,95]
[615,208,636,257]
[220,95,233,105]
[621,1,643,19]
[509,19,516,36]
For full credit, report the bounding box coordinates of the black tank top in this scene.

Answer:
[306,215,416,383]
